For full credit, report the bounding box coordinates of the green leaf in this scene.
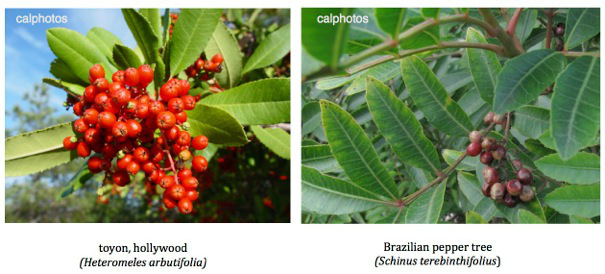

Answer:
[535,152,599,185]
[457,172,486,206]
[401,56,473,136]
[569,215,594,224]
[466,211,488,224]
[250,126,290,160]
[195,143,218,161]
[345,61,400,95]
[49,58,86,85]
[46,28,116,83]
[496,198,546,223]
[302,166,385,215]
[302,102,321,135]
[200,78,290,125]
[515,9,537,44]
[513,106,550,139]
[86,27,123,62]
[302,145,340,173]
[551,56,600,160]
[472,198,501,221]
[5,122,79,177]
[58,164,94,199]
[320,100,399,200]
[544,184,600,218]
[139,9,162,42]
[493,49,565,114]
[170,9,222,76]
[399,16,439,49]
[186,105,248,146]
[205,22,243,88]
[539,129,599,152]
[405,181,446,224]
[525,139,556,158]
[465,27,502,105]
[243,23,290,74]
[518,210,546,224]
[302,8,352,69]
[112,44,143,70]
[366,77,440,172]
[375,8,406,38]
[315,74,358,90]
[565,8,600,50]
[443,150,480,171]
[43,78,85,97]
[122,9,159,65]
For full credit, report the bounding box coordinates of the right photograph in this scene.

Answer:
[301,8,600,224]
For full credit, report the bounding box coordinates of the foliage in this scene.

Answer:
[301,8,600,224]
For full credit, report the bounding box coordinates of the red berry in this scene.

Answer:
[83,109,99,125]
[84,85,98,103]
[98,111,117,128]
[149,100,166,115]
[168,98,184,113]
[481,182,491,197]
[156,111,176,129]
[168,184,186,200]
[504,193,519,208]
[77,141,91,157]
[175,111,187,123]
[182,95,196,110]
[159,175,176,189]
[88,156,105,173]
[160,82,179,101]
[93,78,109,91]
[141,161,157,173]
[112,70,125,83]
[163,195,177,209]
[490,182,505,201]
[63,136,78,150]
[124,67,140,87]
[185,190,199,201]
[125,119,142,138]
[84,128,101,144]
[138,95,151,105]
[506,179,523,196]
[469,130,482,143]
[133,147,150,163]
[126,161,140,175]
[73,118,89,133]
[192,156,208,172]
[482,166,499,185]
[211,53,224,64]
[178,168,192,180]
[135,102,150,118]
[166,126,180,141]
[73,101,84,116]
[182,176,199,190]
[195,59,205,70]
[102,144,118,159]
[192,135,208,150]
[112,171,131,187]
[89,64,105,81]
[177,198,193,214]
[137,64,154,87]
[112,121,128,137]
[479,151,493,165]
[117,154,134,170]
[466,141,482,157]
[176,131,191,146]
[481,137,496,151]
[112,88,131,105]
[178,80,191,96]
[516,168,533,185]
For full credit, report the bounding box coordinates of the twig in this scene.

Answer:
[503,112,511,144]
[161,132,179,185]
[478,8,524,57]
[545,9,554,49]
[506,8,524,36]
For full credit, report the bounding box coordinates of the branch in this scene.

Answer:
[506,8,524,36]
[478,8,524,57]
[563,51,600,58]
[545,8,555,49]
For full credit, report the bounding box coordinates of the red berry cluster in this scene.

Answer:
[169,13,178,36]
[466,112,535,208]
[63,64,211,214]
[185,53,224,81]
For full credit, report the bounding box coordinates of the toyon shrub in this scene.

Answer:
[5,8,291,220]
[301,8,600,224]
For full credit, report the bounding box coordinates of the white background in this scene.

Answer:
[1,0,604,273]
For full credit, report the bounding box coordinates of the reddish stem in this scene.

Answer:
[545,9,554,49]
[161,132,179,185]
[506,8,524,36]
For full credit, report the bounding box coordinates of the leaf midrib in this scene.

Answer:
[562,57,597,152]
[565,8,589,49]
[302,179,386,204]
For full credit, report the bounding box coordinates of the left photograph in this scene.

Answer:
[5,8,291,223]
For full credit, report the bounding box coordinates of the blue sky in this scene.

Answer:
[5,9,141,130]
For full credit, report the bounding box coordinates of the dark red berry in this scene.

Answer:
[506,179,523,196]
[479,151,493,165]
[516,168,533,185]
[466,141,482,157]
[482,166,499,185]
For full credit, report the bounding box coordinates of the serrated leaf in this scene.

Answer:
[405,181,446,223]
[43,78,85,96]
[565,8,600,50]
[544,184,599,218]
[58,164,94,199]
[302,145,340,173]
[302,166,385,215]
[375,8,406,38]
[465,27,502,105]
[366,77,440,172]
[139,9,162,42]
[170,9,222,76]
[493,49,565,114]
[46,28,116,83]
[5,122,79,177]
[302,102,321,135]
[112,44,142,70]
[551,56,600,160]
[320,100,399,200]
[513,106,550,139]
[49,58,86,85]
[401,56,473,136]
[345,61,400,95]
[250,126,290,160]
[186,104,248,146]
[466,211,488,224]
[87,27,122,62]
[302,8,352,69]
[243,23,290,74]
[443,150,480,171]
[205,22,243,88]
[200,78,289,125]
[122,9,159,65]
[535,152,599,185]
[518,209,546,224]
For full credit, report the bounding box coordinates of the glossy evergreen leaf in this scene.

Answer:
[5,122,79,177]
[457,172,486,206]
[544,184,600,218]
[122,9,159,65]
[443,150,480,171]
[205,22,243,88]
[569,215,594,224]
[301,145,340,173]
[375,8,406,38]
[551,56,600,160]
[86,27,122,62]
[58,164,94,199]
[513,106,550,139]
[345,61,400,95]
[49,58,86,85]
[515,9,537,44]
[535,152,599,185]
[250,126,290,160]
[466,211,488,224]
[399,16,439,49]
[366,77,440,172]
[565,8,600,50]
[200,78,289,125]
[405,181,446,224]
[472,198,501,221]
[302,166,385,215]
[186,105,248,146]
[112,44,142,70]
[170,9,222,76]
[320,100,399,200]
[518,210,546,224]
[302,8,352,69]
[302,102,321,135]
[401,56,473,136]
[465,27,502,105]
[139,9,162,43]
[243,23,290,74]
[42,78,85,97]
[493,49,565,114]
